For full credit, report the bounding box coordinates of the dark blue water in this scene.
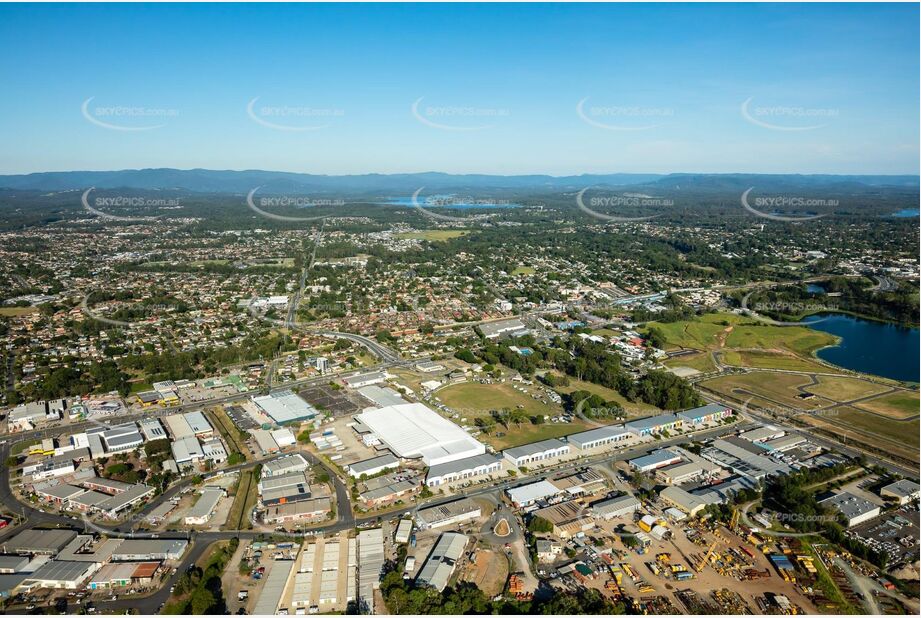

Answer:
[889,209,920,218]
[806,283,826,294]
[803,313,919,382]
[382,196,521,209]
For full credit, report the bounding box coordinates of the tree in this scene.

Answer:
[527,516,554,533]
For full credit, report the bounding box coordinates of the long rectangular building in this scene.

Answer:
[426,453,502,488]
[566,425,631,451]
[503,438,570,467]
[416,533,468,591]
[416,497,481,529]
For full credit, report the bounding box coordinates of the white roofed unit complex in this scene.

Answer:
[625,413,682,437]
[676,403,732,425]
[567,425,631,451]
[354,403,485,467]
[252,390,318,425]
[426,453,502,488]
[416,497,481,530]
[503,439,570,468]
[347,454,400,479]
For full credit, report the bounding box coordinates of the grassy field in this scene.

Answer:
[0,306,37,317]
[547,374,660,416]
[804,376,892,402]
[436,382,560,418]
[720,349,843,373]
[645,312,838,359]
[663,352,717,373]
[700,373,832,411]
[396,230,469,241]
[206,407,246,458]
[223,470,257,531]
[511,266,535,275]
[434,381,603,449]
[854,391,921,419]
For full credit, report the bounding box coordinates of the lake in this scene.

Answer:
[889,208,920,218]
[803,313,919,382]
[806,283,826,294]
[382,196,521,209]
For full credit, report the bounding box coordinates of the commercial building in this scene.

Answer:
[98,423,144,454]
[532,501,593,538]
[757,435,807,452]
[252,558,296,616]
[262,453,310,478]
[252,390,318,425]
[416,497,481,529]
[20,561,97,590]
[478,318,528,340]
[183,411,214,438]
[184,487,225,525]
[162,413,195,440]
[676,403,732,425]
[659,486,719,517]
[251,429,281,455]
[566,425,631,451]
[262,498,332,524]
[591,494,642,520]
[1,528,78,556]
[357,474,419,508]
[201,437,228,464]
[137,418,167,442]
[701,439,792,481]
[96,484,155,519]
[625,414,682,437]
[343,371,388,389]
[416,532,468,591]
[171,436,204,468]
[394,519,413,544]
[0,555,30,574]
[354,403,485,467]
[880,480,921,505]
[88,562,144,589]
[357,528,385,614]
[110,539,188,562]
[503,439,570,468]
[357,385,406,408]
[506,480,563,508]
[36,484,86,505]
[738,426,786,443]
[819,492,882,528]
[425,453,502,488]
[69,491,112,512]
[656,459,721,485]
[629,450,683,472]
[347,454,400,479]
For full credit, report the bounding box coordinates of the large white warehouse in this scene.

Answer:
[355,403,485,467]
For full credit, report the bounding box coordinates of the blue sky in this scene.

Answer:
[0,3,917,175]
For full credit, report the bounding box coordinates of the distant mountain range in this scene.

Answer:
[0,168,916,194]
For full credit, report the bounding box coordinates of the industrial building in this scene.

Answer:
[252,390,318,425]
[416,532,468,591]
[201,437,228,463]
[171,436,205,468]
[137,418,167,442]
[624,413,683,437]
[347,453,400,478]
[1,528,78,556]
[252,559,296,615]
[262,453,310,478]
[532,501,593,538]
[629,449,683,472]
[96,423,144,454]
[182,411,213,437]
[357,528,385,614]
[110,539,188,562]
[81,477,132,495]
[357,385,407,408]
[354,403,485,467]
[425,453,502,488]
[96,484,155,519]
[676,403,732,425]
[416,497,481,529]
[20,560,97,590]
[566,425,631,451]
[506,479,563,508]
[590,494,642,520]
[162,413,195,440]
[184,487,225,525]
[880,479,920,505]
[263,498,332,524]
[503,438,570,467]
[342,371,388,389]
[478,318,528,339]
[701,438,792,481]
[819,492,882,527]
[659,486,719,517]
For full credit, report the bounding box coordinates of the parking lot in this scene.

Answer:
[299,384,364,417]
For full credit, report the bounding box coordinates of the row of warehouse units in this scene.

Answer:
[241,529,386,615]
[135,375,250,408]
[0,528,188,597]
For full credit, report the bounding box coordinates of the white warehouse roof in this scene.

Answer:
[354,403,485,467]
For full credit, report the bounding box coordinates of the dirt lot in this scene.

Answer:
[459,547,509,596]
[299,384,364,416]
